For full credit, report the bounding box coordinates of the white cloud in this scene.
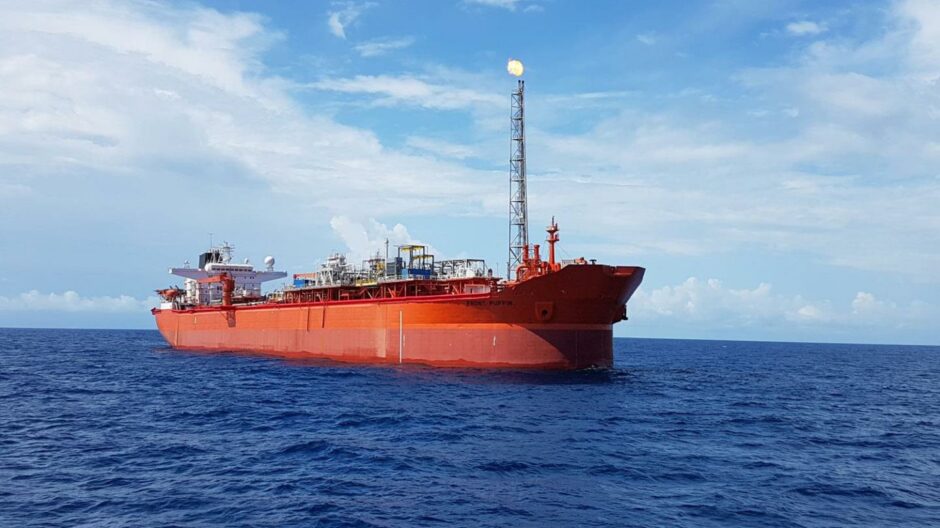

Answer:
[462,0,543,12]
[0,5,278,101]
[327,2,374,39]
[546,90,635,101]
[633,277,802,324]
[519,0,940,280]
[354,36,415,57]
[636,32,657,46]
[631,278,934,330]
[406,136,477,159]
[0,0,500,221]
[786,20,827,36]
[329,216,437,262]
[307,74,503,110]
[899,0,940,78]
[0,291,158,312]
[462,0,521,11]
[1,0,938,341]
[851,291,896,317]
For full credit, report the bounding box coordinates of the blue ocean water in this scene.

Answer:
[1,329,938,527]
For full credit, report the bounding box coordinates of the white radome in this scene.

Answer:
[507,59,524,77]
[264,256,275,269]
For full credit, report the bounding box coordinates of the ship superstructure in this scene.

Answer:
[158,243,287,309]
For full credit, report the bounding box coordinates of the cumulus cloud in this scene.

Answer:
[523,0,940,279]
[850,291,897,318]
[0,291,158,313]
[329,216,438,262]
[786,20,827,36]
[631,278,935,331]
[633,277,819,325]
[327,2,374,39]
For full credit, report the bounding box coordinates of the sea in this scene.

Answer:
[1,328,938,527]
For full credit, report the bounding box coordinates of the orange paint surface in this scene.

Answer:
[154,265,644,370]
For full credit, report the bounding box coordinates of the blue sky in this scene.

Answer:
[0,0,938,345]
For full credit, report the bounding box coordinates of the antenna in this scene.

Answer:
[508,73,528,280]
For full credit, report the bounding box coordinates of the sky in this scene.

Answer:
[0,0,938,345]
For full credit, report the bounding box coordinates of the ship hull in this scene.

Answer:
[153,265,644,370]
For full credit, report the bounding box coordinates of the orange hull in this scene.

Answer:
[153,265,644,370]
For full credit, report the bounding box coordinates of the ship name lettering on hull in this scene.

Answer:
[464,300,513,307]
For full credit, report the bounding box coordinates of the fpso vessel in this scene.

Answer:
[152,77,644,369]
[153,227,644,369]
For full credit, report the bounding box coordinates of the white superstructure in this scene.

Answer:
[168,243,286,306]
